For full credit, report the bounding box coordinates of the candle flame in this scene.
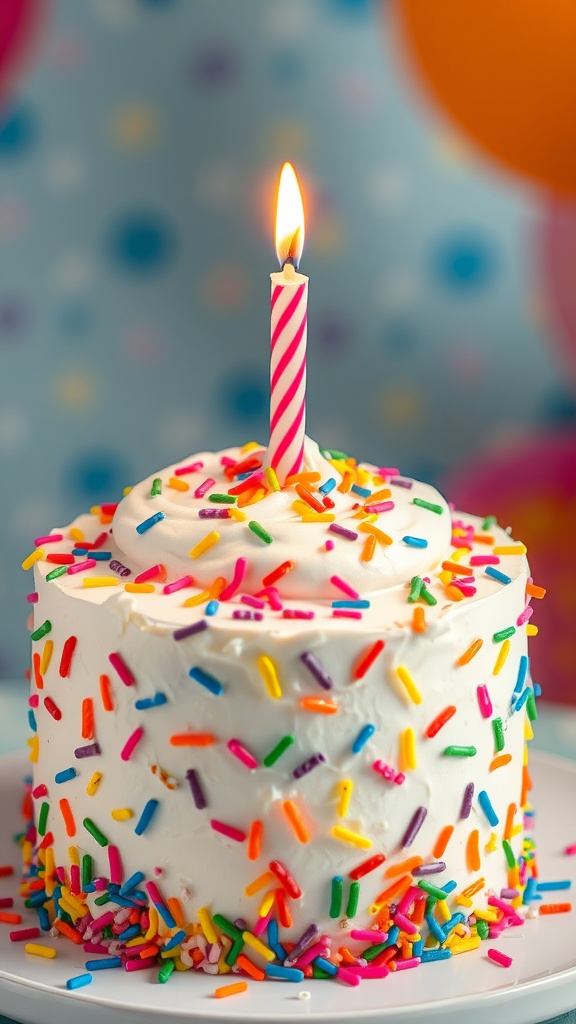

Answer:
[275,162,305,269]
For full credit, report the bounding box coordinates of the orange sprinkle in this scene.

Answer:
[183,590,211,608]
[442,560,472,574]
[410,896,426,927]
[81,698,94,740]
[237,487,266,508]
[490,754,512,772]
[358,522,393,545]
[169,733,216,747]
[445,585,465,601]
[282,800,309,843]
[59,799,76,838]
[466,830,480,872]
[0,912,21,924]
[299,696,338,714]
[209,576,227,598]
[373,875,413,908]
[338,470,354,493]
[412,606,426,632]
[432,825,454,859]
[191,948,204,966]
[168,476,190,492]
[215,981,248,998]
[526,582,546,599]
[295,484,324,513]
[285,471,321,486]
[54,918,83,944]
[167,897,186,928]
[338,946,358,964]
[244,871,274,897]
[236,954,265,981]
[460,877,486,899]
[474,533,494,545]
[140,944,161,959]
[368,488,392,503]
[521,765,532,807]
[384,856,423,878]
[32,652,43,690]
[456,638,483,666]
[504,802,516,841]
[99,674,114,711]
[539,903,571,915]
[360,533,376,562]
[247,820,263,861]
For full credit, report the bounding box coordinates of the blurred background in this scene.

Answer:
[1,0,575,700]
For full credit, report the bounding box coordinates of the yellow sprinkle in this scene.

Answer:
[244,871,274,897]
[456,894,473,908]
[122,486,132,496]
[300,513,336,523]
[168,476,190,491]
[124,583,155,593]
[448,935,481,955]
[523,741,529,767]
[68,846,80,868]
[437,570,452,586]
[111,808,133,821]
[22,548,45,570]
[258,890,276,917]
[493,544,527,555]
[402,728,417,770]
[445,585,465,602]
[59,893,88,918]
[242,931,275,962]
[238,487,267,507]
[473,907,499,923]
[217,937,232,975]
[292,499,313,515]
[395,666,422,705]
[257,654,282,699]
[331,825,372,849]
[526,624,538,636]
[265,467,280,492]
[69,527,85,542]
[183,590,211,607]
[524,719,534,741]
[493,638,511,675]
[358,522,393,545]
[337,779,353,817]
[241,441,262,453]
[27,735,39,763]
[449,548,466,562]
[189,531,220,559]
[198,906,218,944]
[25,943,57,958]
[40,640,54,675]
[90,506,101,515]
[82,577,120,588]
[511,823,522,838]
[144,906,159,941]
[228,506,247,522]
[486,832,498,852]
[86,772,102,796]
[435,899,451,924]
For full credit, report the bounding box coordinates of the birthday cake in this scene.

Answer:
[23,435,541,985]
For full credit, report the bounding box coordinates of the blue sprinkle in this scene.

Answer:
[236,470,255,480]
[421,948,452,962]
[206,600,219,615]
[66,973,92,990]
[267,919,287,963]
[332,600,370,609]
[533,682,542,697]
[163,928,187,950]
[523,876,538,903]
[514,687,531,712]
[412,938,424,957]
[485,566,512,585]
[71,549,111,560]
[351,484,371,498]
[352,723,376,754]
[119,871,145,896]
[513,655,529,696]
[319,477,336,494]
[265,964,304,981]
[135,798,159,835]
[537,880,571,891]
[118,923,140,940]
[136,511,166,534]
[85,957,122,970]
[189,666,223,695]
[440,880,457,895]
[313,956,338,975]
[386,925,400,946]
[38,906,50,931]
[402,535,428,548]
[134,692,168,710]
[425,914,446,944]
[478,790,499,827]
[28,709,37,732]
[55,767,77,784]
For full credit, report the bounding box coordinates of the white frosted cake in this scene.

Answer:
[23,436,541,983]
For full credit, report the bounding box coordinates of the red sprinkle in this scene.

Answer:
[349,853,386,880]
[425,705,457,738]
[44,696,62,721]
[353,640,385,680]
[262,561,295,588]
[59,636,77,678]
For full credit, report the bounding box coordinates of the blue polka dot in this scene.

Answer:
[431,231,497,290]
[109,212,175,272]
[67,452,130,501]
[268,50,305,86]
[58,303,94,339]
[0,104,35,157]
[540,390,576,425]
[221,371,267,421]
[326,0,372,13]
[382,319,418,354]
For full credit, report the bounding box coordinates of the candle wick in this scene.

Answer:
[282,260,297,281]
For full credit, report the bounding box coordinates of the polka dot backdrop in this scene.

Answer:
[0,0,574,695]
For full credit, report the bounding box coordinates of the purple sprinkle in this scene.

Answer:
[74,743,101,759]
[186,769,207,809]
[284,924,320,966]
[198,509,231,519]
[413,862,446,876]
[401,805,427,848]
[232,609,263,621]
[389,477,413,489]
[173,620,208,641]
[234,918,247,930]
[501,888,519,899]
[364,501,395,514]
[293,752,325,779]
[328,523,358,541]
[300,651,332,689]
[109,560,131,578]
[460,782,474,820]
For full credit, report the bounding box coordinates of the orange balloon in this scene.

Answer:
[395,0,576,196]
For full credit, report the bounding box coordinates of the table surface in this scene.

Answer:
[1,679,575,1024]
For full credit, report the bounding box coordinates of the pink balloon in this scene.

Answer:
[0,1,47,105]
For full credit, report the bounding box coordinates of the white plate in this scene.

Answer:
[0,749,575,1024]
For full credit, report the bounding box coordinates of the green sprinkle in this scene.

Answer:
[329,876,343,919]
[413,498,443,514]
[81,854,92,890]
[312,965,331,979]
[408,576,423,604]
[46,565,67,581]
[346,880,360,918]
[208,493,236,504]
[417,880,447,901]
[31,620,51,642]
[321,448,350,461]
[60,910,73,926]
[83,817,109,847]
[225,935,244,967]
[37,802,49,836]
[213,913,242,939]
[263,734,295,767]
[102,925,113,939]
[476,919,490,940]
[443,745,477,757]
[493,626,516,643]
[150,478,162,497]
[526,691,538,721]
[482,515,497,531]
[363,941,388,961]
[502,839,517,869]
[158,959,175,983]
[248,520,273,544]
[420,585,438,606]
[94,892,111,907]
[492,717,505,752]
[425,895,437,914]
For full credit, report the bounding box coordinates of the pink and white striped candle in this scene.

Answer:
[269,163,308,485]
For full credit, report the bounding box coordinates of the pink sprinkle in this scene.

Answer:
[125,957,158,972]
[325,539,334,551]
[9,927,41,943]
[516,605,533,626]
[109,652,135,687]
[477,684,493,719]
[337,965,361,986]
[145,881,163,906]
[135,564,165,584]
[347,964,390,979]
[333,609,362,619]
[34,534,63,546]
[294,940,330,968]
[90,911,115,936]
[120,727,144,761]
[487,948,513,968]
[32,783,47,799]
[67,558,96,574]
[350,929,388,943]
[394,912,418,935]
[83,942,109,955]
[470,555,500,566]
[254,586,283,611]
[282,609,315,619]
[240,594,266,609]
[174,461,203,476]
[219,557,247,601]
[253,909,273,937]
[377,467,400,478]
[397,886,424,916]
[393,957,421,971]
[450,580,477,597]
[70,864,81,896]
[163,575,194,595]
[210,819,246,842]
[108,845,123,885]
[564,844,576,855]
[220,456,236,467]
[194,477,216,499]
[364,501,394,514]
[330,575,360,600]
[29,695,39,708]
[26,593,39,603]
[227,738,258,769]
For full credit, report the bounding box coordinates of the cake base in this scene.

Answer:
[1,750,575,1024]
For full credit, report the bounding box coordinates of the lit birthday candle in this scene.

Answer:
[269,162,308,485]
